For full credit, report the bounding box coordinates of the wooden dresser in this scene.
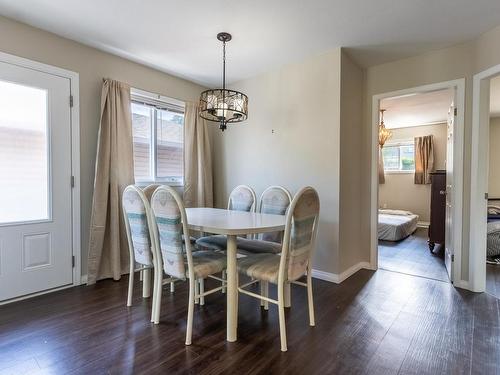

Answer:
[428,170,446,253]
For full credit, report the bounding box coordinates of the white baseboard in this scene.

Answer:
[80,274,88,285]
[454,279,471,291]
[417,221,430,228]
[312,261,371,284]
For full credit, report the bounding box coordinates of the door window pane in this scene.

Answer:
[156,109,183,183]
[0,80,48,223]
[131,102,152,181]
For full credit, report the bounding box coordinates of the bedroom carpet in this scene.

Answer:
[378,227,449,282]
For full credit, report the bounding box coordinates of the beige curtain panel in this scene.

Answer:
[183,102,213,208]
[87,79,134,284]
[378,146,385,184]
[414,135,434,184]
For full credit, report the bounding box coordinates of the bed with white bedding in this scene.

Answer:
[378,209,419,241]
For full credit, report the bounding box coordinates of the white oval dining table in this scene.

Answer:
[185,207,286,342]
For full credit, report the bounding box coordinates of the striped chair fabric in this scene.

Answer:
[228,185,255,212]
[238,187,320,283]
[150,187,186,279]
[122,187,153,267]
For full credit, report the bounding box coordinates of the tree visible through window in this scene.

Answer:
[131,96,184,185]
[382,141,415,172]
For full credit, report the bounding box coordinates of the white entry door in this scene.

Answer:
[0,60,73,301]
[444,98,456,281]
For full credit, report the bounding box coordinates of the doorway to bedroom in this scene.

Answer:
[375,87,458,283]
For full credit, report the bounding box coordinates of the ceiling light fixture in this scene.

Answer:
[199,32,248,131]
[378,109,392,147]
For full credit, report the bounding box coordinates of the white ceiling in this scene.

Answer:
[380,89,454,129]
[491,75,500,117]
[1,0,500,86]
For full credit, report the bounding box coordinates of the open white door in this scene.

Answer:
[444,97,456,281]
[0,60,73,302]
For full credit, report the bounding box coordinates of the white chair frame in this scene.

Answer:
[122,185,156,312]
[148,185,227,345]
[237,186,320,352]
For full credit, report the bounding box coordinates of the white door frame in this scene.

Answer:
[370,79,466,286]
[469,64,500,292]
[0,51,81,288]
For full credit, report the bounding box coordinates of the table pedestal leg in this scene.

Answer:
[226,234,238,342]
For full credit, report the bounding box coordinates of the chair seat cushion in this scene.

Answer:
[189,250,227,278]
[195,235,227,251]
[237,254,281,283]
[196,235,282,254]
[237,238,282,254]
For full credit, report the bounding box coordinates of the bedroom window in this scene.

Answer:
[131,89,185,186]
[382,141,415,173]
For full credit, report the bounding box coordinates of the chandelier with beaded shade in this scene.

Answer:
[199,32,248,131]
[378,109,392,147]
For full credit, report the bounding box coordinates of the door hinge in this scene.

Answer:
[72,255,75,268]
[454,107,457,116]
[71,175,75,188]
[69,95,74,108]
[451,254,455,262]
[485,192,489,200]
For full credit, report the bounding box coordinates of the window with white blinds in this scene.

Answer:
[130,88,185,185]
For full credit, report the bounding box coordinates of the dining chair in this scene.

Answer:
[122,185,156,309]
[195,184,256,251]
[149,185,227,345]
[236,186,320,352]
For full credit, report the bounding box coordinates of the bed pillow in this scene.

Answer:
[379,209,414,216]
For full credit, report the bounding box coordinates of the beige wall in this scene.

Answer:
[212,48,366,276]
[0,16,206,276]
[489,117,500,197]
[339,52,365,272]
[213,49,343,274]
[378,123,447,222]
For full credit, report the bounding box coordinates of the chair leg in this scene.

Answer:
[199,278,205,306]
[142,268,151,298]
[284,282,291,308]
[127,266,134,307]
[170,281,175,293]
[153,270,163,324]
[150,267,158,323]
[263,281,269,310]
[185,277,196,345]
[221,270,226,293]
[260,281,265,307]
[195,279,200,304]
[277,282,287,352]
[307,272,315,326]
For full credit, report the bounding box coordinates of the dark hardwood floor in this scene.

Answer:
[378,228,449,282]
[1,268,499,375]
[487,263,500,300]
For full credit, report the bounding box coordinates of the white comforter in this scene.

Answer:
[378,209,419,241]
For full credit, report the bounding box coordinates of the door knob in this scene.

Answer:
[439,190,446,195]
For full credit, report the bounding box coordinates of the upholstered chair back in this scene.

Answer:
[122,185,154,267]
[150,186,192,280]
[142,184,161,201]
[259,186,292,243]
[227,185,256,212]
[280,187,320,282]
